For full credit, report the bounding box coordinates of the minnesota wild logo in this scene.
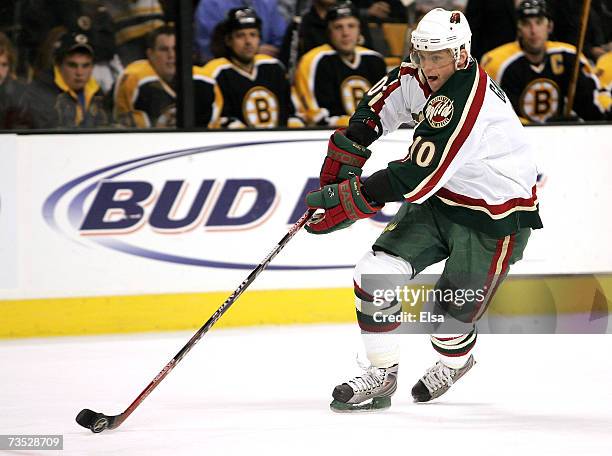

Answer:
[425,95,454,128]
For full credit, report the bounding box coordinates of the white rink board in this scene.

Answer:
[0,134,18,288]
[1,124,612,300]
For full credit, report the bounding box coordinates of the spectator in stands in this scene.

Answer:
[481,0,606,124]
[294,1,386,126]
[101,0,165,66]
[194,0,288,63]
[465,0,518,61]
[113,25,219,128]
[0,33,27,129]
[202,8,304,128]
[279,0,374,69]
[18,31,110,128]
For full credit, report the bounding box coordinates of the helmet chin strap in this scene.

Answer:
[453,49,471,70]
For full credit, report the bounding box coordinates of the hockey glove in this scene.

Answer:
[319,129,372,187]
[305,176,382,234]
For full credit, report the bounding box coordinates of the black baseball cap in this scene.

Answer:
[55,31,94,60]
[226,7,262,32]
[326,1,360,23]
[517,0,551,19]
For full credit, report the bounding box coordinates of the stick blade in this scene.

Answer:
[76,408,114,433]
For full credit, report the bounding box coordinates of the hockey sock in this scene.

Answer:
[362,332,400,368]
[352,251,412,368]
[430,328,477,369]
[354,280,401,367]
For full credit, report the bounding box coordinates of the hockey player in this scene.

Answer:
[480,0,606,124]
[293,1,387,126]
[113,25,219,128]
[201,8,304,129]
[304,8,543,411]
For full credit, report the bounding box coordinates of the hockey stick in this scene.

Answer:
[75,208,316,433]
[564,0,592,117]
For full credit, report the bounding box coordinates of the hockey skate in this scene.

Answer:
[330,363,398,412]
[411,355,476,403]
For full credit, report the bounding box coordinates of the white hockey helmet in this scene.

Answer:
[410,8,472,69]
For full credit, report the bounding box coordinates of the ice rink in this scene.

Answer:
[2,324,612,455]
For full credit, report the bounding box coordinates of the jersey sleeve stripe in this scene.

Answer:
[435,185,539,219]
[403,65,488,202]
[400,64,432,98]
[370,64,430,115]
[371,79,401,114]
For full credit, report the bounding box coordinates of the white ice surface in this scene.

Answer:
[1,324,611,456]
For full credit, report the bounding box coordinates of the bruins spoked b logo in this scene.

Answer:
[243,86,279,128]
[425,95,454,128]
[520,78,560,123]
[341,76,370,115]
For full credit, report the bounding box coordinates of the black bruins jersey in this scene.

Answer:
[294,44,387,126]
[481,41,605,123]
[201,55,304,128]
[113,59,219,128]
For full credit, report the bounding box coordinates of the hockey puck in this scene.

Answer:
[76,408,109,433]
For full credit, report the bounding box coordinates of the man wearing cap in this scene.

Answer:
[294,1,386,126]
[113,25,220,128]
[202,8,304,128]
[278,0,375,71]
[18,31,109,129]
[194,0,288,63]
[481,0,606,123]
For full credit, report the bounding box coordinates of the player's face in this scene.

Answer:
[0,53,9,85]
[518,16,551,55]
[328,17,360,56]
[228,28,260,64]
[59,53,93,92]
[414,49,457,92]
[148,33,176,82]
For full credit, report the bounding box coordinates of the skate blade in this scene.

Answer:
[330,396,391,413]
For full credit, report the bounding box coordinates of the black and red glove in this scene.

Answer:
[305,176,382,234]
[319,129,372,187]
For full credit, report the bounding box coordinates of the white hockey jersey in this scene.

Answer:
[353,59,542,237]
